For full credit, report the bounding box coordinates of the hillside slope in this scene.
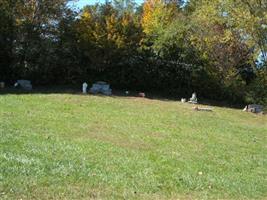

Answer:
[0,94,266,199]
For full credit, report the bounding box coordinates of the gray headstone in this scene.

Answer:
[16,80,32,90]
[0,82,5,89]
[247,104,263,113]
[89,81,112,95]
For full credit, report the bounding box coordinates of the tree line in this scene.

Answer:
[0,0,266,105]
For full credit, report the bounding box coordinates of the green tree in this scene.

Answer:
[0,0,16,81]
[1,0,75,83]
[75,3,143,85]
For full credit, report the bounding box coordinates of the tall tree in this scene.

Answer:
[4,0,74,82]
[226,0,267,63]
[75,3,143,83]
[189,0,254,81]
[0,0,16,81]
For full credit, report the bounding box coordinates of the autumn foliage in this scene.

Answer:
[0,0,266,104]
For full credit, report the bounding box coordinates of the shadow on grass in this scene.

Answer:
[0,86,244,109]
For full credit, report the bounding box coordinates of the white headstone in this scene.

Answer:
[82,82,88,94]
[189,92,197,104]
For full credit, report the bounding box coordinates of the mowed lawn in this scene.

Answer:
[0,93,266,199]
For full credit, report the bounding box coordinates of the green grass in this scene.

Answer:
[0,93,266,199]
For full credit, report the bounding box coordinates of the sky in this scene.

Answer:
[74,0,144,9]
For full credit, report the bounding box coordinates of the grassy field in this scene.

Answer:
[0,91,266,199]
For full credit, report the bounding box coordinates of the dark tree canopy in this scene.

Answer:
[0,0,266,105]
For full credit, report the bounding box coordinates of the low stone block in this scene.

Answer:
[16,80,32,90]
